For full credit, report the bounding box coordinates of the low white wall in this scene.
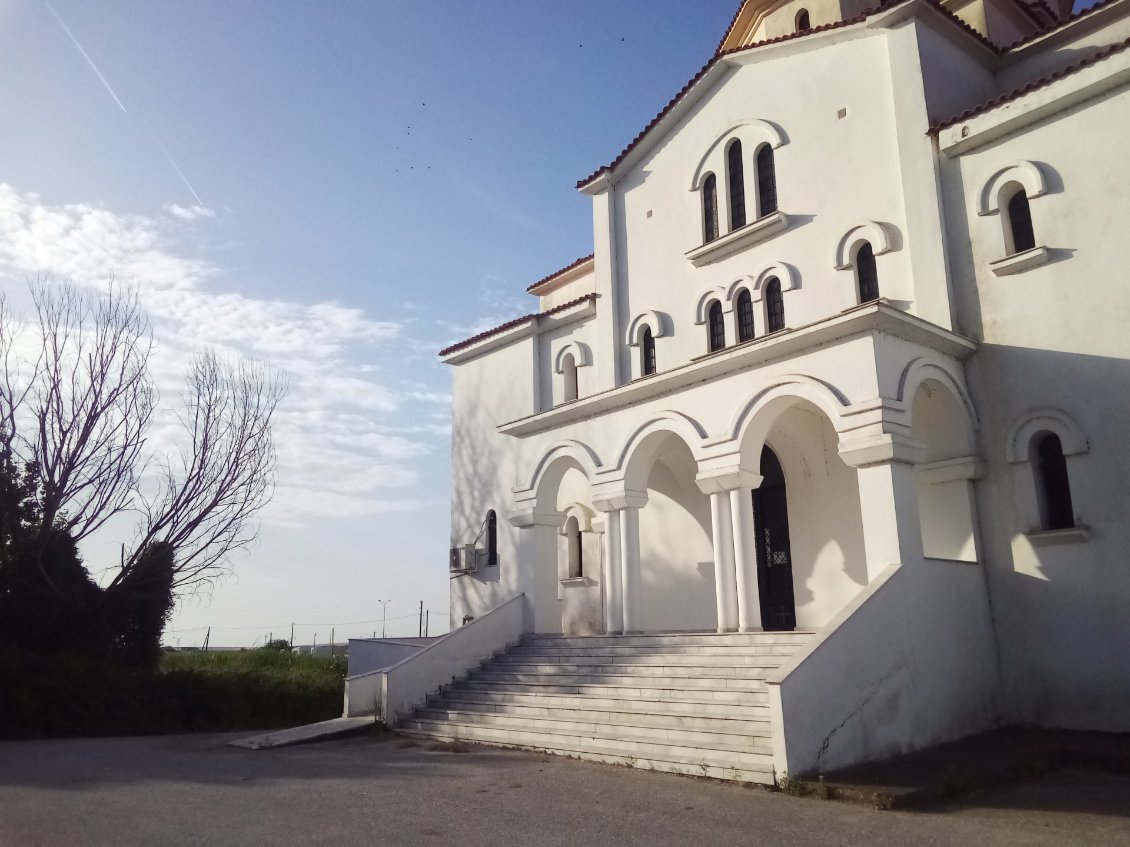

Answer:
[343,594,526,722]
[347,638,438,677]
[769,559,999,777]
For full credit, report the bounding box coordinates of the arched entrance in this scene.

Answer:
[753,446,796,631]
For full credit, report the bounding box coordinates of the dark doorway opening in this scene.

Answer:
[752,446,797,631]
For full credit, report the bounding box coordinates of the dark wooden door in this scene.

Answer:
[752,447,797,631]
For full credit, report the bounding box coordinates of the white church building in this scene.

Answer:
[379,0,1130,781]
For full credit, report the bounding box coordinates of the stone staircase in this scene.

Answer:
[397,631,814,784]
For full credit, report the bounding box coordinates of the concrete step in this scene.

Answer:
[422,698,770,733]
[499,650,800,664]
[414,708,771,751]
[457,679,767,704]
[399,719,775,774]
[469,670,770,691]
[522,633,812,649]
[437,688,770,720]
[494,652,790,668]
[483,661,780,678]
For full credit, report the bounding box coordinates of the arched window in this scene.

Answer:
[565,516,583,578]
[485,509,498,566]
[1003,184,1036,255]
[736,289,755,343]
[1033,433,1075,530]
[703,173,719,243]
[756,145,777,217]
[795,9,811,31]
[561,353,578,402]
[765,277,785,333]
[727,140,746,230]
[707,301,726,352]
[856,242,879,303]
[641,326,657,376]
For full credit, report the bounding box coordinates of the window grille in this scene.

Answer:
[756,146,777,216]
[641,327,657,375]
[708,301,726,352]
[703,174,719,242]
[1007,190,1036,254]
[765,278,785,333]
[857,242,879,303]
[728,141,746,230]
[736,290,755,342]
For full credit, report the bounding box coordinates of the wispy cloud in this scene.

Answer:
[165,203,215,222]
[0,183,439,525]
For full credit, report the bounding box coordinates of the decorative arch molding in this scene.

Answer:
[1005,409,1089,464]
[525,440,603,501]
[611,411,710,490]
[625,310,670,346]
[897,357,980,433]
[553,340,592,374]
[834,221,896,270]
[723,376,851,470]
[978,160,1048,216]
[693,286,732,325]
[559,501,596,533]
[689,119,788,190]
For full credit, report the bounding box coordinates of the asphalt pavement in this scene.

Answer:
[0,732,1127,847]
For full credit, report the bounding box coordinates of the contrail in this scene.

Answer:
[42,0,127,115]
[42,0,209,209]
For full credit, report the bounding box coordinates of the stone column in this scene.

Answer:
[840,433,926,582]
[697,467,761,634]
[593,490,648,635]
[619,506,642,633]
[710,491,739,632]
[729,484,761,632]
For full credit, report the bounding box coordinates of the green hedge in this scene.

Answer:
[0,648,347,739]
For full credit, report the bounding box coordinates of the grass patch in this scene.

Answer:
[0,647,346,740]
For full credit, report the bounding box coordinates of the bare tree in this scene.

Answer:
[122,349,287,594]
[0,280,286,601]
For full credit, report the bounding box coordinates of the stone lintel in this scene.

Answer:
[839,432,926,468]
[695,467,763,494]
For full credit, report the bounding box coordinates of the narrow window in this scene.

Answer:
[565,516,583,578]
[1005,188,1036,255]
[756,145,777,216]
[856,242,880,303]
[703,173,719,243]
[727,140,746,231]
[485,509,497,566]
[1034,433,1075,530]
[736,289,756,343]
[562,353,578,402]
[765,277,785,333]
[641,327,657,376]
[708,301,726,352]
[796,9,811,31]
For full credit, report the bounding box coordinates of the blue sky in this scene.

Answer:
[0,0,739,646]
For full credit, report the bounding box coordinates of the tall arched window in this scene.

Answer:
[640,327,657,376]
[795,9,811,31]
[856,242,880,303]
[1034,433,1075,530]
[561,353,578,402]
[707,301,726,352]
[756,145,777,217]
[736,289,755,343]
[765,277,785,333]
[1004,185,1036,255]
[565,516,583,578]
[727,140,746,231]
[703,173,719,243]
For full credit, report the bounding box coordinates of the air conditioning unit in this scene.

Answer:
[448,543,478,573]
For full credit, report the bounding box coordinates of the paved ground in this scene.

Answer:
[0,732,1128,847]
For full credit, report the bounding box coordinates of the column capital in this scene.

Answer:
[508,508,566,528]
[838,432,926,468]
[695,467,763,495]
[591,490,648,512]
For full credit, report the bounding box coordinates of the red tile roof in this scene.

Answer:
[438,294,598,358]
[576,0,1001,191]
[928,34,1130,134]
[716,0,750,55]
[526,254,595,293]
[1005,0,1117,50]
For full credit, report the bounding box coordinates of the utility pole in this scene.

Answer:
[418,601,424,637]
[330,627,335,658]
[290,622,294,647]
[378,600,391,638]
[425,610,430,637]
[202,627,210,652]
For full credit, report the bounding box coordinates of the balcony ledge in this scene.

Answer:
[685,211,788,267]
